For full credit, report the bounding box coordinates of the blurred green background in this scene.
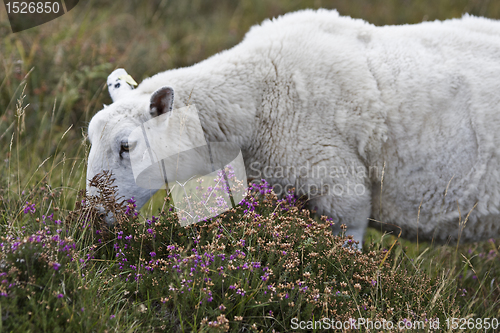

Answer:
[1,0,500,207]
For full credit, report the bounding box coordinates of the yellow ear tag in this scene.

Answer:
[118,74,138,87]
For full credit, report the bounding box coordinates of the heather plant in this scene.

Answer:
[48,177,499,331]
[0,169,499,331]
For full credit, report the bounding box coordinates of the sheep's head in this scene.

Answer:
[87,69,249,226]
[86,69,175,222]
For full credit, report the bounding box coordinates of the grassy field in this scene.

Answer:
[1,0,500,331]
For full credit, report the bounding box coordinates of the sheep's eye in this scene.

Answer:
[121,142,130,152]
[120,141,135,158]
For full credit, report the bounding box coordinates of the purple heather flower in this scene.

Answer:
[11,242,21,251]
[57,293,63,298]
[53,262,61,271]
[216,196,227,208]
[125,197,137,215]
[23,202,36,214]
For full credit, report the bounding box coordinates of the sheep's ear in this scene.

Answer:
[150,86,174,117]
[107,68,136,102]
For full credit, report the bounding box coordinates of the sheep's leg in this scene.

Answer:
[340,207,370,249]
[309,185,371,249]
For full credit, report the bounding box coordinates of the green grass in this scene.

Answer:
[0,0,499,331]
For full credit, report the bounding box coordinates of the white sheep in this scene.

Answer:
[87,9,500,244]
